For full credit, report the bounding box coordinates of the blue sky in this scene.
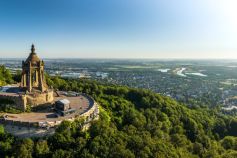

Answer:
[0,0,236,58]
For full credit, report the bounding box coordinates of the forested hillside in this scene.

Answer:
[0,69,237,157]
[0,65,14,86]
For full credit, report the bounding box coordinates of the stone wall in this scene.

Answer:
[0,94,100,137]
[0,94,26,111]
[0,90,54,110]
[26,90,54,107]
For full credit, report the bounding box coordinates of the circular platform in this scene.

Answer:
[2,91,93,123]
[0,88,99,137]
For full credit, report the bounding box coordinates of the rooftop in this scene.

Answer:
[25,44,41,63]
[56,99,70,105]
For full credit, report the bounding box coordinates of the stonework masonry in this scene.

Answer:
[21,44,47,93]
[0,93,27,111]
[0,45,54,111]
[26,90,54,107]
[0,45,100,137]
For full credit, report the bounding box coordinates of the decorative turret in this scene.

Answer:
[31,44,35,54]
[25,44,41,64]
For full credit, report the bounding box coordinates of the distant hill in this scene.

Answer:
[0,67,237,157]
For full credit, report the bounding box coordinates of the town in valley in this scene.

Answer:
[2,58,237,112]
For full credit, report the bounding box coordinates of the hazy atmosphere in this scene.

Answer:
[2,1,237,157]
[0,0,237,58]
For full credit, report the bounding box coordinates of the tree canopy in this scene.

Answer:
[0,68,237,157]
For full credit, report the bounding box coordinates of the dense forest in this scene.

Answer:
[0,66,237,157]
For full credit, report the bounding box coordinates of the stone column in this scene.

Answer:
[28,62,32,92]
[39,67,42,91]
[21,72,24,87]
[24,73,26,87]
[35,70,38,86]
[21,61,25,87]
[39,63,45,92]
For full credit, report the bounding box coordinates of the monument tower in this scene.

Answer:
[0,44,54,110]
[21,44,48,92]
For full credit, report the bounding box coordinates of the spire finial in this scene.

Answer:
[31,44,35,54]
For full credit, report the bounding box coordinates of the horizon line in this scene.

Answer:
[1,57,237,61]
